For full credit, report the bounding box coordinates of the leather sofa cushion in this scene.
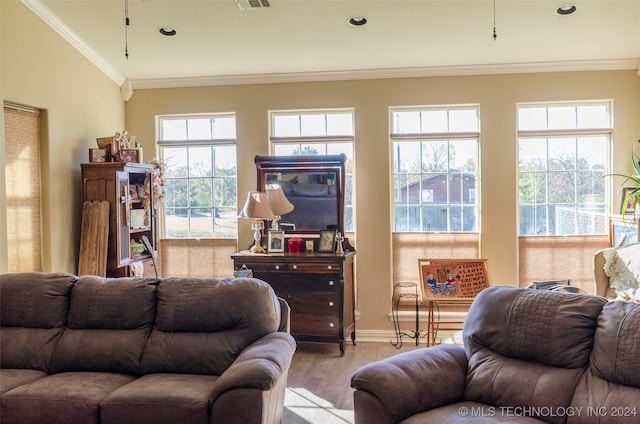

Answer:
[569,303,640,423]
[590,301,640,388]
[0,272,76,371]
[50,276,158,375]
[0,369,48,395]
[0,272,76,328]
[100,373,218,423]
[66,276,157,330]
[141,277,281,375]
[401,401,548,424]
[464,287,607,369]
[0,372,135,424]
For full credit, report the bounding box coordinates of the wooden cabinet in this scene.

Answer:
[81,162,159,277]
[231,251,355,354]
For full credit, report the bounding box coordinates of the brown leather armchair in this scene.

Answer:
[351,286,640,423]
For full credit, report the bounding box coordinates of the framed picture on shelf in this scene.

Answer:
[89,147,109,163]
[96,137,114,159]
[318,229,336,253]
[609,215,639,247]
[115,149,140,163]
[418,258,490,301]
[620,186,639,215]
[268,230,285,253]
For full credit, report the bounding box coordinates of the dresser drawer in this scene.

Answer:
[292,314,341,337]
[270,276,340,293]
[286,262,342,273]
[235,261,288,273]
[280,292,340,315]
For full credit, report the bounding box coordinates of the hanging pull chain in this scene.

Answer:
[124,0,130,59]
[492,0,497,40]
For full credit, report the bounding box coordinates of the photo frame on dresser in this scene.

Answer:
[318,229,336,252]
[268,230,285,253]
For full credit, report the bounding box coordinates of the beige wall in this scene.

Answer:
[1,1,125,273]
[126,71,640,332]
[0,2,6,273]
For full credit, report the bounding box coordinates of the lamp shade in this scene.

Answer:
[238,191,276,219]
[267,185,294,216]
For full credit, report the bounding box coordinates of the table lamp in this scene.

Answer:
[266,184,294,230]
[238,191,276,254]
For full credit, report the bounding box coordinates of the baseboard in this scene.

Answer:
[352,310,467,345]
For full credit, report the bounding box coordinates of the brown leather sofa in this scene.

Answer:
[0,272,296,424]
[351,286,640,423]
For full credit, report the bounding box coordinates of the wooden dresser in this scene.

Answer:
[231,251,355,354]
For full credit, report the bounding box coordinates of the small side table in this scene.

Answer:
[421,297,474,347]
[391,282,427,348]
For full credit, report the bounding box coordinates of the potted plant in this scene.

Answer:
[611,145,640,216]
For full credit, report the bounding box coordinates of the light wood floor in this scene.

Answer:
[283,340,425,424]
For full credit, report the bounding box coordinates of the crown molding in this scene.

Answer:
[131,58,639,90]
[22,0,126,86]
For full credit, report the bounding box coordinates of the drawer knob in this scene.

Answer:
[329,322,335,328]
[328,301,334,307]
[292,264,298,270]
[274,265,280,270]
[328,280,335,286]
[327,265,332,270]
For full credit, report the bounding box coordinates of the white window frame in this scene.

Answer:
[391,105,480,233]
[157,113,238,239]
[517,101,611,236]
[269,109,355,232]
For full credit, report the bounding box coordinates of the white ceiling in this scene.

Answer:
[28,0,640,89]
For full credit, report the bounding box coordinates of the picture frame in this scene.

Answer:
[620,186,639,215]
[318,229,336,253]
[89,147,109,163]
[418,258,490,301]
[96,137,114,160]
[115,149,140,163]
[609,215,639,247]
[268,230,285,253]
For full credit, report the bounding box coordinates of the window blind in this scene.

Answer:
[4,104,42,272]
[518,235,609,293]
[160,238,236,278]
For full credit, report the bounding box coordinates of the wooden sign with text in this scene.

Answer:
[418,259,489,300]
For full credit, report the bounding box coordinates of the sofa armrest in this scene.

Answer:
[350,344,467,423]
[210,332,296,399]
[276,297,291,333]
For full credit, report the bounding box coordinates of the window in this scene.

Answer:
[158,114,237,238]
[391,106,480,232]
[517,102,610,236]
[270,110,355,232]
[4,103,42,272]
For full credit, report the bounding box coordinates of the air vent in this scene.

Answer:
[235,0,270,10]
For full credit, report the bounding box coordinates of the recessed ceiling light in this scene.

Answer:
[556,4,578,15]
[348,16,367,27]
[158,27,177,36]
